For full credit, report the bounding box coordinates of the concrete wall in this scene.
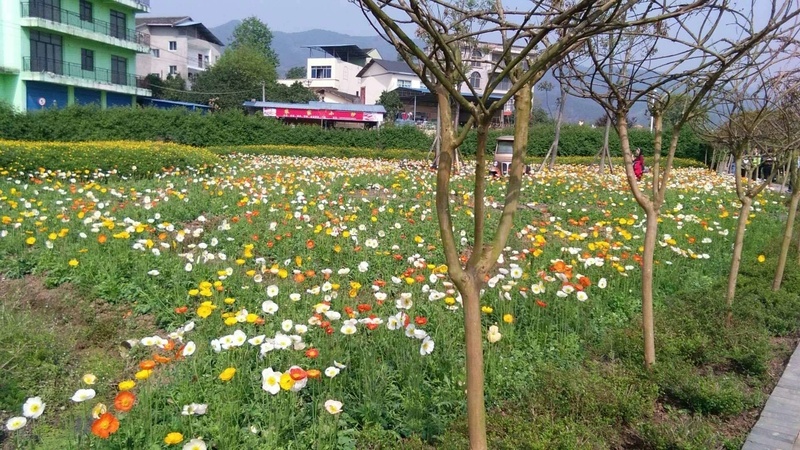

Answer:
[137,26,222,84]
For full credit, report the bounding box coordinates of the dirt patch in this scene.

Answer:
[0,276,161,448]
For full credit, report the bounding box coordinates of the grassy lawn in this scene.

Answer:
[0,153,798,449]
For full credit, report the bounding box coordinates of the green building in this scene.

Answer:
[0,0,151,111]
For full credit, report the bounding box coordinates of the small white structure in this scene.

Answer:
[277,45,380,103]
[135,16,224,88]
[356,59,422,105]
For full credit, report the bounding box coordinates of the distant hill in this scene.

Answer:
[209,21,639,124]
[210,21,399,76]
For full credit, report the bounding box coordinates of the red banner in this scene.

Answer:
[264,107,366,121]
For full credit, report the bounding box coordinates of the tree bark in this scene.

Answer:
[548,83,567,170]
[773,190,800,290]
[454,274,487,450]
[726,197,752,323]
[642,210,658,368]
[599,117,611,173]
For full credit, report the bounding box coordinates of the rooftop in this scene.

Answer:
[135,16,224,46]
[357,59,415,78]
[303,44,371,63]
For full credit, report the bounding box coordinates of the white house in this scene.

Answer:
[356,59,422,105]
[135,16,224,88]
[277,44,390,104]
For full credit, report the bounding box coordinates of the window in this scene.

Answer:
[197,54,203,68]
[310,66,332,79]
[469,72,481,89]
[151,49,159,58]
[397,79,412,88]
[111,55,127,85]
[471,50,482,67]
[109,10,126,39]
[79,0,92,22]
[169,65,178,75]
[496,76,511,91]
[29,0,60,22]
[169,41,177,51]
[81,49,94,71]
[29,30,63,74]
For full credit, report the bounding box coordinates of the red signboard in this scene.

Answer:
[264,107,371,122]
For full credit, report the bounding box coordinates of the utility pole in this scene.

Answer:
[262,81,266,102]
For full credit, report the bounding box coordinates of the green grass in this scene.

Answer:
[0,152,795,449]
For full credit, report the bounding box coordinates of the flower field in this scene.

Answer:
[0,153,796,449]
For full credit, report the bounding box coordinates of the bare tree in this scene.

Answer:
[563,1,800,367]
[699,49,800,315]
[764,72,800,290]
[352,1,738,447]
[540,66,569,170]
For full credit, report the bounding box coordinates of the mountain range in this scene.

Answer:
[209,21,645,124]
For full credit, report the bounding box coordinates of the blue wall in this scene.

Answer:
[26,81,68,111]
[74,87,102,105]
[107,92,132,107]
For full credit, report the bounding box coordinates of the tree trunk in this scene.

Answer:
[642,210,658,367]
[726,197,752,323]
[457,274,487,450]
[547,84,567,170]
[773,190,800,290]
[599,117,611,173]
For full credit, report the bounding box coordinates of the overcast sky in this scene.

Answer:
[144,0,378,35]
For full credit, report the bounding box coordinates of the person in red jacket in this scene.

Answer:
[633,148,645,181]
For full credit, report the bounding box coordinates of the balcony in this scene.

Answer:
[21,2,150,50]
[22,56,150,95]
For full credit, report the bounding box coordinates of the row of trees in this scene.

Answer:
[144,17,317,110]
[351,1,800,448]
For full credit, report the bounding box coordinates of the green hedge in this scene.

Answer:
[0,140,220,178]
[0,104,711,161]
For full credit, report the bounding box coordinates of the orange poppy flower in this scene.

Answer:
[91,412,120,439]
[153,354,171,364]
[536,300,547,308]
[139,360,156,370]
[162,341,175,351]
[578,276,592,288]
[174,306,188,314]
[114,391,136,412]
[415,316,428,326]
[293,273,306,283]
[97,234,107,244]
[306,239,316,249]
[307,369,321,379]
[289,367,308,381]
[305,348,319,359]
[357,304,371,313]
[304,270,316,278]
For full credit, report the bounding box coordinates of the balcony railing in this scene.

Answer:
[23,56,148,89]
[21,2,150,47]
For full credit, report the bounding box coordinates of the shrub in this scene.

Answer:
[0,105,712,161]
[0,140,220,178]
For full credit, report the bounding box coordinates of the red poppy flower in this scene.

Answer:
[305,348,319,359]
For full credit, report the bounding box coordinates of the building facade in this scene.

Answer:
[0,0,152,111]
[277,45,386,104]
[135,16,223,88]
[356,59,422,105]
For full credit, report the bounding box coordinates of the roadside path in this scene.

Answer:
[742,343,800,449]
